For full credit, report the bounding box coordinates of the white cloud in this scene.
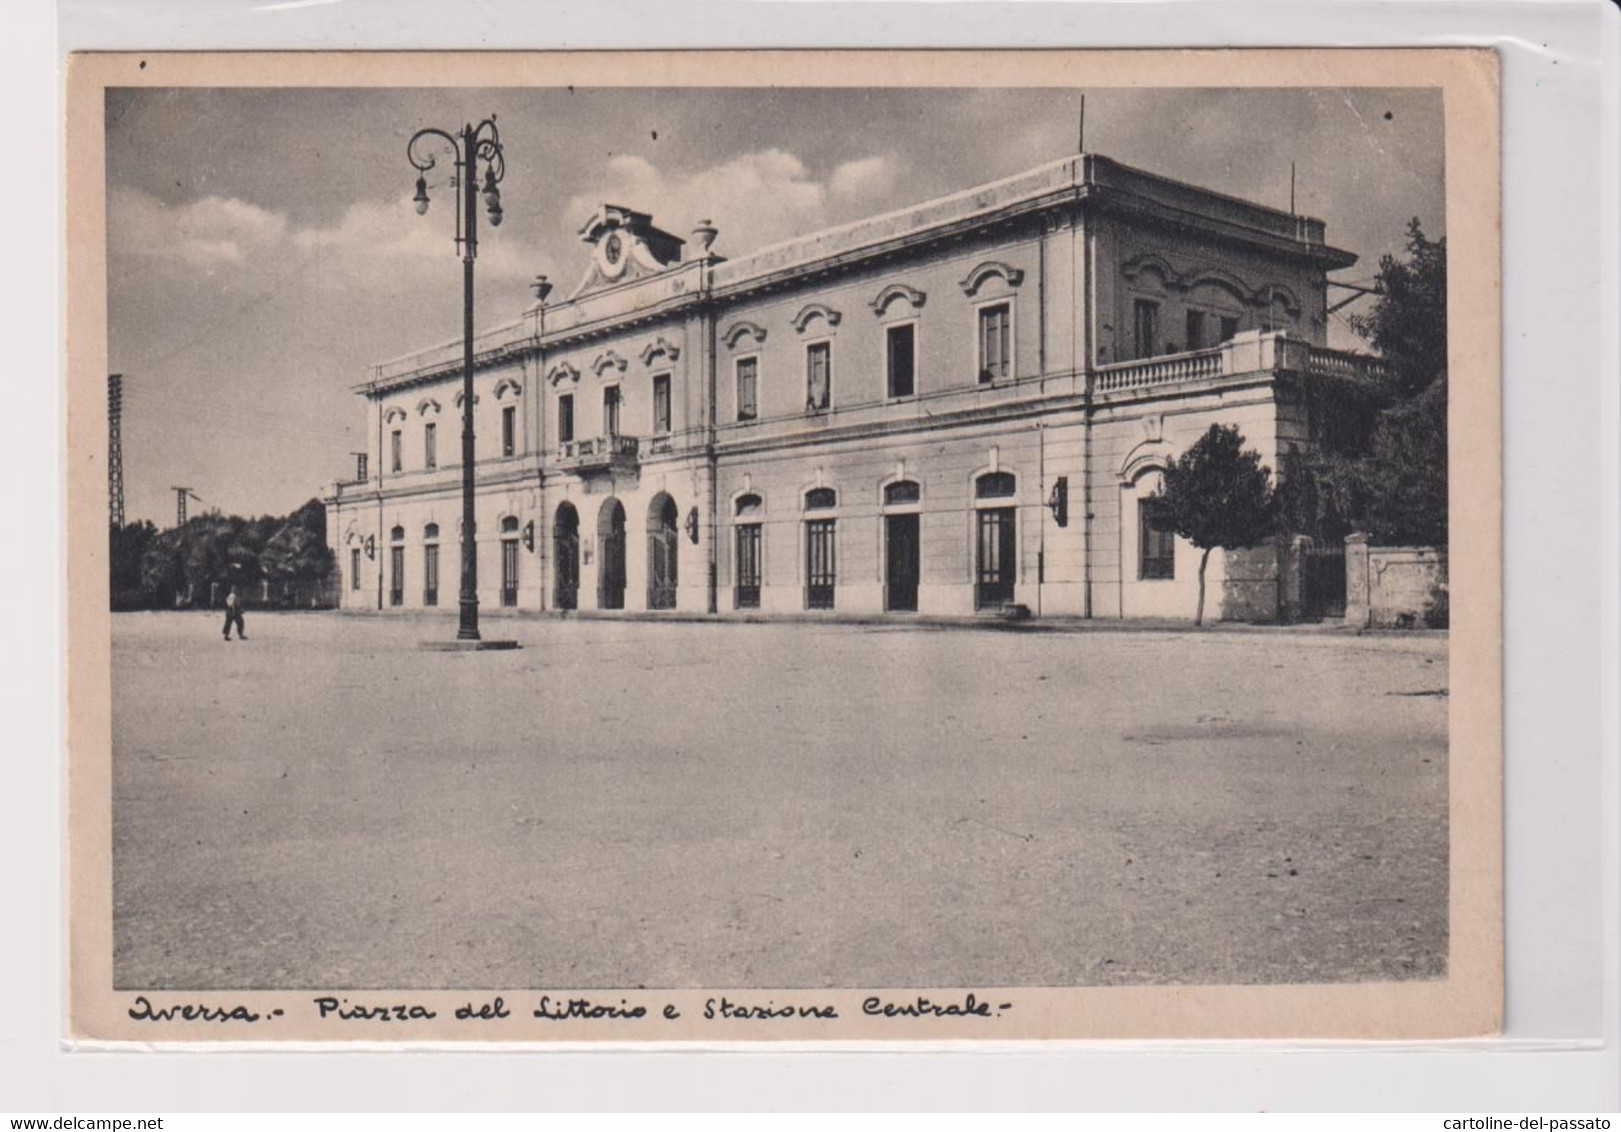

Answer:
[829,156,897,201]
[564,148,901,261]
[109,188,287,266]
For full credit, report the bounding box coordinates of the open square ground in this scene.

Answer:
[110,612,1448,989]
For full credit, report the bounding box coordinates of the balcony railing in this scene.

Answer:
[556,434,640,474]
[1094,331,1386,395]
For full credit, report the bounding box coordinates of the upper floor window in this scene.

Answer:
[1220,314,1241,343]
[1185,310,1207,351]
[978,303,1010,383]
[603,386,621,437]
[558,394,575,444]
[887,323,916,398]
[806,342,832,412]
[735,357,758,422]
[1133,299,1160,360]
[390,429,402,473]
[652,374,671,435]
[501,405,516,457]
[423,422,437,469]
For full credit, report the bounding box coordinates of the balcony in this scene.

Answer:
[555,434,640,475]
[1093,330,1387,396]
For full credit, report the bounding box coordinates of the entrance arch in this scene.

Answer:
[553,502,580,610]
[597,497,627,610]
[646,492,679,610]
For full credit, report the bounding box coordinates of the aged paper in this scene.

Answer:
[66,48,1501,1042]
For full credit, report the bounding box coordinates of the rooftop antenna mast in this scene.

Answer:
[1077,93,1086,154]
[1290,161,1297,214]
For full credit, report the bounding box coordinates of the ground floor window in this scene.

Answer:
[389,540,404,607]
[423,540,439,606]
[1139,498,1176,580]
[805,518,836,609]
[350,547,361,591]
[500,516,520,607]
[736,523,762,609]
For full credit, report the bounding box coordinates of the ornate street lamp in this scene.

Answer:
[408,116,506,641]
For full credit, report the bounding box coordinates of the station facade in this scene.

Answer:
[326,153,1381,621]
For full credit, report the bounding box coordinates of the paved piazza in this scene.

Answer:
[111,612,1449,990]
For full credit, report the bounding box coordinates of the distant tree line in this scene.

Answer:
[109,497,337,611]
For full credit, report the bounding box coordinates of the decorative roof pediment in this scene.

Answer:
[493,377,523,400]
[721,320,768,349]
[416,397,442,416]
[591,349,629,377]
[791,302,843,334]
[547,360,582,386]
[959,260,1025,296]
[639,335,681,365]
[568,203,687,301]
[869,283,927,316]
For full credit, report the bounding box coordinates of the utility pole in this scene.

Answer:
[108,374,125,528]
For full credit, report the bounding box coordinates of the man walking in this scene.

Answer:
[223,586,247,641]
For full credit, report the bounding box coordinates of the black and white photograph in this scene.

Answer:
[66,49,1503,1042]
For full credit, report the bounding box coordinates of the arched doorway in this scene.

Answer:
[882,480,921,612]
[553,502,580,610]
[974,471,1017,609]
[597,497,627,610]
[647,492,679,610]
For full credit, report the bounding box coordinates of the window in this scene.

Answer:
[884,480,921,507]
[1220,314,1240,343]
[603,386,621,437]
[389,526,405,607]
[1133,299,1160,359]
[423,422,437,469]
[804,487,837,511]
[978,303,1010,383]
[423,523,439,607]
[805,342,832,411]
[1185,310,1207,351]
[557,394,575,444]
[652,374,671,434]
[975,471,1017,500]
[805,519,836,609]
[887,323,916,398]
[735,357,758,421]
[500,515,520,607]
[390,429,402,473]
[501,405,516,457]
[1139,498,1176,580]
[350,547,361,591]
[735,523,762,609]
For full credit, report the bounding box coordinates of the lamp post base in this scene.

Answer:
[420,639,521,652]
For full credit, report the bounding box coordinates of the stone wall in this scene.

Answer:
[1344,534,1448,629]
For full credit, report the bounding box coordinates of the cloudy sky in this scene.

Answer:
[106,86,1443,526]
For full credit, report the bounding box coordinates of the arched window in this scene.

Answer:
[734,494,763,609]
[499,516,520,607]
[975,471,1017,499]
[804,487,837,511]
[388,527,405,607]
[422,524,440,606]
[884,480,921,507]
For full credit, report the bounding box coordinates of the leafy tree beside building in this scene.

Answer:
[1278,219,1448,548]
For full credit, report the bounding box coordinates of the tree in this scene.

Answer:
[1276,219,1448,547]
[1156,424,1276,626]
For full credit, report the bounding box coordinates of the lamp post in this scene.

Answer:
[408,116,506,641]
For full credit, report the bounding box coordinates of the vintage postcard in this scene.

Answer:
[65,49,1501,1042]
